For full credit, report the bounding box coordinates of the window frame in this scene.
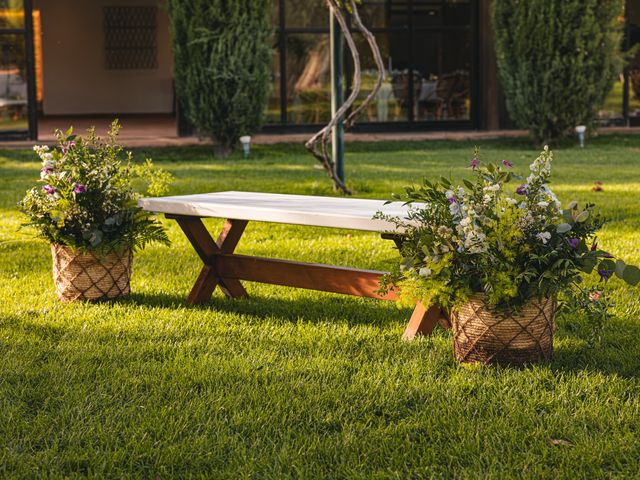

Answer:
[267,0,479,131]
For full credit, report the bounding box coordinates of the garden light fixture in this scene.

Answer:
[239,136,252,158]
[575,125,586,148]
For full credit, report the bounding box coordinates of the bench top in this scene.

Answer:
[138,191,418,232]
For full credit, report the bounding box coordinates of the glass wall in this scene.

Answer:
[269,0,475,128]
[598,1,640,125]
[627,0,640,125]
[0,0,33,136]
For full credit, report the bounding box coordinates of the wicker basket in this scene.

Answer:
[451,294,556,365]
[51,244,132,302]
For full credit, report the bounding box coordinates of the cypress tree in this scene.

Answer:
[167,0,272,157]
[492,0,624,143]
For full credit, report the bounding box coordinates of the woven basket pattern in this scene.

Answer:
[51,244,132,302]
[451,295,556,365]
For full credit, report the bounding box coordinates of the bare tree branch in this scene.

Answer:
[345,0,385,128]
[305,0,361,195]
[305,0,384,195]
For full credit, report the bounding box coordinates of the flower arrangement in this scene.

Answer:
[19,120,172,254]
[378,147,639,336]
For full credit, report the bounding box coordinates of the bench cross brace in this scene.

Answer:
[168,215,448,340]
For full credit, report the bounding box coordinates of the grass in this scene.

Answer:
[1,136,640,478]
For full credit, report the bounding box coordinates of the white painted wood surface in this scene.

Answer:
[138,191,419,232]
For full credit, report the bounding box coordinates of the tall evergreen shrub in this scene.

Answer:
[167,0,272,156]
[492,0,624,143]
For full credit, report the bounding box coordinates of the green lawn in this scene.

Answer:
[1,137,640,478]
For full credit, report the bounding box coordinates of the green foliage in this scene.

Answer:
[492,0,625,143]
[167,0,272,155]
[378,147,639,335]
[18,121,172,254]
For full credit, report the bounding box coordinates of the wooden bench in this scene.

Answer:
[138,191,448,340]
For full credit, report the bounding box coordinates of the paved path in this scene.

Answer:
[1,115,638,149]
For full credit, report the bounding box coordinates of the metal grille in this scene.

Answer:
[104,6,157,70]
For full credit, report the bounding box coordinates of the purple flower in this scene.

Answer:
[515,184,528,196]
[42,185,55,195]
[40,166,54,176]
[470,158,478,170]
[502,160,513,168]
[73,183,87,194]
[567,238,579,249]
[61,140,76,154]
[598,269,613,282]
[448,195,458,204]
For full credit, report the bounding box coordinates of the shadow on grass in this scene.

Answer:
[118,291,640,378]
[550,317,640,379]
[4,300,639,379]
[118,290,411,330]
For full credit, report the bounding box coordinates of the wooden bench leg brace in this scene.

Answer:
[169,216,249,303]
[382,233,451,339]
[169,215,449,340]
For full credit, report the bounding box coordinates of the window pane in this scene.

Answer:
[600,1,637,124]
[629,77,640,122]
[285,0,328,28]
[413,1,443,28]
[351,31,410,122]
[264,42,281,124]
[413,31,471,121]
[413,0,471,28]
[272,0,279,28]
[357,0,408,29]
[0,0,23,29]
[628,2,640,121]
[600,76,625,122]
[0,33,28,132]
[443,0,471,27]
[285,33,331,125]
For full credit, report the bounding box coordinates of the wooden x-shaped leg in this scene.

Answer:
[168,215,248,304]
[402,303,449,341]
[382,233,452,340]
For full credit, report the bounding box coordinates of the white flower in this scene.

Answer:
[460,217,471,227]
[418,267,432,277]
[506,197,518,205]
[41,152,54,162]
[537,201,549,208]
[462,227,488,254]
[536,232,552,244]
[483,194,492,205]
[518,213,534,230]
[483,184,500,192]
[445,189,455,199]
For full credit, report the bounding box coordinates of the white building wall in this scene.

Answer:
[34,0,173,115]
